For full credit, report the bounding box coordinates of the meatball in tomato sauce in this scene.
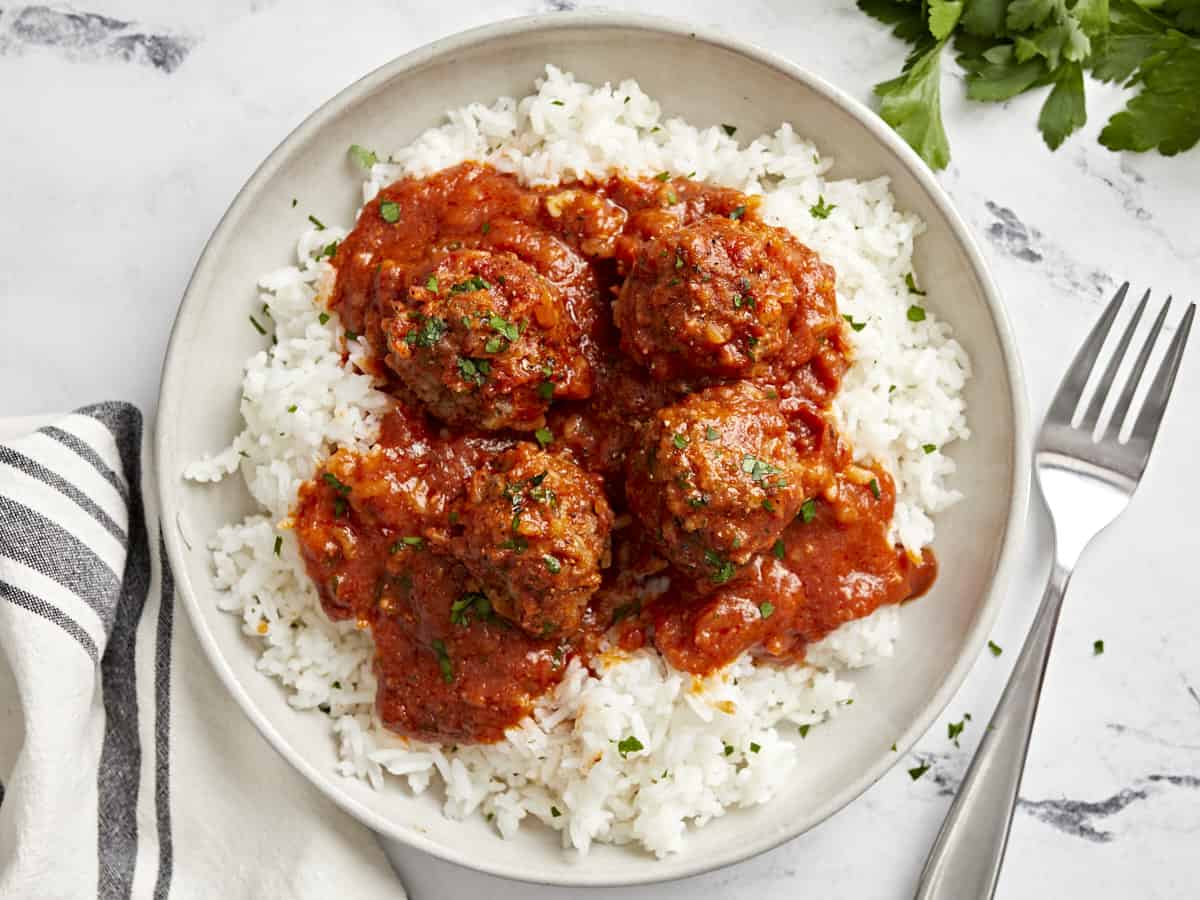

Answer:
[626,381,829,582]
[381,249,593,431]
[454,443,614,637]
[614,216,838,381]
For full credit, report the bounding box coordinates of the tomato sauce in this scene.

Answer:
[293,162,937,744]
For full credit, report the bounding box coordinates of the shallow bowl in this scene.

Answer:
[157,11,1029,887]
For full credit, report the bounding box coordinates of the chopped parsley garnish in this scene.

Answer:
[799,498,817,523]
[405,314,448,349]
[891,743,897,752]
[484,337,503,354]
[666,190,679,204]
[688,495,708,508]
[908,762,930,781]
[733,293,755,310]
[673,433,689,449]
[543,554,562,574]
[667,277,681,287]
[322,472,351,495]
[843,314,867,332]
[759,601,775,620]
[500,534,529,553]
[457,357,491,386]
[617,735,644,758]
[287,404,297,413]
[431,639,454,684]
[291,198,297,208]
[344,330,359,341]
[741,455,781,485]
[809,196,836,219]
[538,381,554,401]
[550,99,565,106]
[750,742,761,753]
[798,724,811,739]
[316,240,339,261]
[922,443,937,454]
[907,304,927,322]
[450,275,491,293]
[729,205,746,220]
[704,550,736,585]
[425,275,439,292]
[550,806,561,818]
[307,214,326,230]
[723,743,734,756]
[273,536,282,556]
[905,273,926,296]
[762,498,776,512]
[488,314,520,342]
[450,592,491,626]
[948,719,965,747]
[1093,639,1105,656]
[534,427,553,448]
[481,221,491,235]
[654,171,671,182]
[988,640,1003,657]
[721,123,737,137]
[379,201,401,223]
[869,478,881,500]
[248,314,267,335]
[771,539,785,560]
[318,312,330,325]
[333,498,347,518]
[348,144,378,169]
[705,426,719,441]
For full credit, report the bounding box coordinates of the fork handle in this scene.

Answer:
[914,559,1072,900]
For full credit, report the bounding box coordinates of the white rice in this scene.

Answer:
[185,65,970,858]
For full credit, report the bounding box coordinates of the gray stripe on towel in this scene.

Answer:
[0,577,99,663]
[88,403,148,900]
[0,495,121,628]
[0,445,126,541]
[152,531,174,900]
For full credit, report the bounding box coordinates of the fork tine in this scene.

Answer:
[1128,302,1195,448]
[1080,288,1150,434]
[1046,282,1129,425]
[1107,297,1171,437]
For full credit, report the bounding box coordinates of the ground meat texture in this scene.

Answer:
[454,444,614,637]
[614,216,838,381]
[625,381,819,582]
[380,249,593,430]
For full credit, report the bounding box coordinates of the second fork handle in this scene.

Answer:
[913,559,1072,900]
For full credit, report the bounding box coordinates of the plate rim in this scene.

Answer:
[156,9,1031,887]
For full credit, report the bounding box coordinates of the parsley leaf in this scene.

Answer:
[348,144,378,169]
[1039,61,1088,149]
[379,201,401,223]
[1100,42,1200,155]
[929,0,964,41]
[617,735,644,757]
[809,196,836,219]
[874,39,952,170]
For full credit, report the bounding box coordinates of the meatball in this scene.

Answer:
[381,249,592,430]
[626,381,826,582]
[454,443,613,637]
[614,216,838,380]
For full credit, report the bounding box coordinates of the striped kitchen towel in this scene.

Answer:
[0,404,403,899]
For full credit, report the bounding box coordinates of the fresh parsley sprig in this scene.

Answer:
[860,0,1200,168]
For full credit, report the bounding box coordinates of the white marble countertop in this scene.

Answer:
[3,2,1198,897]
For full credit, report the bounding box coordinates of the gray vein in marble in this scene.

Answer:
[0,5,192,72]
[1186,682,1200,712]
[1104,722,1200,752]
[909,749,1200,842]
[542,0,577,10]
[982,200,1114,299]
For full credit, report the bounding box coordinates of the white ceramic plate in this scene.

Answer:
[156,12,1030,887]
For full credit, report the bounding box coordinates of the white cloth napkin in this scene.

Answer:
[0,404,404,899]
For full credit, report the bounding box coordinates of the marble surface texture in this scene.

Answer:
[3,2,1198,897]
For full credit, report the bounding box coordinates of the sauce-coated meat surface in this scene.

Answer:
[293,162,936,744]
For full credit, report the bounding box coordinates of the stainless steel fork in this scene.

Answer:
[914,283,1196,900]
